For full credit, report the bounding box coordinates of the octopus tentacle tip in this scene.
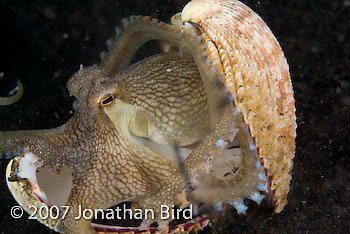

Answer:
[0,78,24,106]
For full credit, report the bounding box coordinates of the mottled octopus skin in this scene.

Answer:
[0,0,296,233]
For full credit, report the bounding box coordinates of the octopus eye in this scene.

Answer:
[100,94,114,107]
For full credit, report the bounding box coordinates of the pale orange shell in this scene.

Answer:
[182,0,297,212]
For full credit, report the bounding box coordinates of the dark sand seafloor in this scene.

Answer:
[0,0,349,233]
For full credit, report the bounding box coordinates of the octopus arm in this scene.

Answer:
[0,111,87,172]
[0,79,23,106]
[100,15,230,131]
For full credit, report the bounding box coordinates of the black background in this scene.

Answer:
[0,0,349,233]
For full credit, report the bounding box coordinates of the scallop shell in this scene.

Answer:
[181,0,296,212]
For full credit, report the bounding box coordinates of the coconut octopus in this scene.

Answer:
[0,0,296,233]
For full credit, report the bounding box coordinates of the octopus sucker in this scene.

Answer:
[1,0,296,233]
